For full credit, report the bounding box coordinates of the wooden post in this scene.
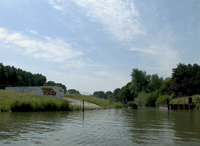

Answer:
[166,98,169,105]
[83,100,84,111]
[188,97,192,105]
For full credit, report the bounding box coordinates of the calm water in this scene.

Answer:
[0,107,200,146]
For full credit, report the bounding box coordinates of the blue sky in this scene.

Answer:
[0,0,200,94]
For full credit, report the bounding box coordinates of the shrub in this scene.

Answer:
[134,92,147,106]
[193,95,200,110]
[145,90,159,106]
[156,95,170,107]
[170,93,176,99]
[113,102,123,108]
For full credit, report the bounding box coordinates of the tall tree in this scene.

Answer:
[93,91,106,99]
[67,89,80,94]
[118,82,135,104]
[105,91,112,99]
[130,68,151,94]
[0,63,8,88]
[147,74,163,93]
[160,77,174,95]
[171,63,200,96]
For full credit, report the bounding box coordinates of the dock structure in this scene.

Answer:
[159,97,196,110]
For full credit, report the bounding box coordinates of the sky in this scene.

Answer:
[0,0,200,94]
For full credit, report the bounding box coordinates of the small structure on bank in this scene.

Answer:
[5,86,64,98]
[159,97,196,110]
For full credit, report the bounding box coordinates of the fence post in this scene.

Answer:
[83,100,84,111]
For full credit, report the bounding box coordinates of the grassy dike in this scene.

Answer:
[0,90,70,112]
[64,94,123,108]
[0,90,122,112]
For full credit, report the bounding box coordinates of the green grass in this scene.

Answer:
[170,95,200,104]
[0,90,70,112]
[64,94,122,108]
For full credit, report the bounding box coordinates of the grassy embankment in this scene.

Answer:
[64,94,123,108]
[135,91,200,109]
[0,90,70,112]
[170,95,200,104]
[0,90,122,112]
[169,95,200,109]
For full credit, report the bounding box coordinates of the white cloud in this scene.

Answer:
[54,5,63,10]
[0,28,83,63]
[130,42,180,77]
[93,71,111,77]
[29,30,38,35]
[48,0,145,41]
[26,29,38,35]
[73,0,145,41]
[130,47,156,54]
[61,60,86,68]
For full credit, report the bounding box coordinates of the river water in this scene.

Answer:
[0,107,200,146]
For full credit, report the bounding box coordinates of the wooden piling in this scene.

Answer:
[83,100,84,111]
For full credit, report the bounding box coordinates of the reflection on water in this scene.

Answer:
[0,108,200,146]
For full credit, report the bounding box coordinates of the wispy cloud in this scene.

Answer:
[74,0,145,41]
[130,47,156,54]
[49,0,145,41]
[54,5,63,11]
[26,29,38,35]
[61,60,86,69]
[0,28,83,63]
[130,41,180,77]
[93,71,111,77]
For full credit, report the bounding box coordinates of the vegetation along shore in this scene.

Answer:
[0,90,122,112]
[1,62,200,111]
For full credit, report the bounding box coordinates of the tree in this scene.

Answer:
[130,68,151,94]
[67,89,80,94]
[118,82,135,104]
[160,77,174,95]
[147,74,163,93]
[93,91,106,99]
[171,63,200,96]
[44,81,67,93]
[0,63,8,89]
[105,91,112,99]
[112,88,121,102]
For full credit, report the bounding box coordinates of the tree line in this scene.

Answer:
[0,63,67,93]
[92,63,200,106]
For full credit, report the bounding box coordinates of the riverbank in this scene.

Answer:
[64,98,103,109]
[0,90,70,112]
[0,90,122,112]
[64,94,123,108]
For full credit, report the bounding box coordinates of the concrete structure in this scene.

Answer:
[5,86,64,98]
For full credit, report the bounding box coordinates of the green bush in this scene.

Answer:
[170,93,176,99]
[134,92,147,106]
[156,95,170,107]
[145,90,159,106]
[193,95,200,110]
[9,99,70,112]
[0,90,70,112]
[113,102,123,108]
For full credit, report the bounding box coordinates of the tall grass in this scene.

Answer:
[170,95,200,105]
[64,94,122,108]
[0,90,70,112]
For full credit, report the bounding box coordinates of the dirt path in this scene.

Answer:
[64,98,102,109]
